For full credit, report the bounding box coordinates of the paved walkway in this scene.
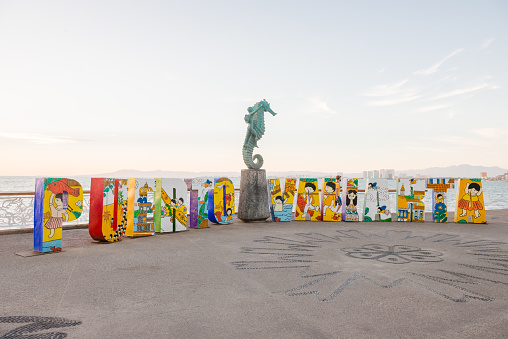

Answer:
[1,211,507,338]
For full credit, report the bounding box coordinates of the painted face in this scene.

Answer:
[470,188,478,195]
[305,186,314,194]
[348,192,356,200]
[325,186,334,193]
[55,197,63,207]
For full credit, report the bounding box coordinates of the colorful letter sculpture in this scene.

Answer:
[295,178,321,221]
[268,178,297,222]
[396,179,426,222]
[208,177,235,224]
[426,178,455,223]
[154,178,188,233]
[126,178,156,237]
[321,178,342,221]
[34,178,83,252]
[454,178,486,224]
[363,179,391,222]
[342,178,359,221]
[89,178,128,242]
[190,178,213,228]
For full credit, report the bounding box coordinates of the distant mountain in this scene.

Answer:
[396,164,507,178]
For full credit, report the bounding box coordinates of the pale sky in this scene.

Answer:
[1,0,507,176]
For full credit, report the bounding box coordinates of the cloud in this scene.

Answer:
[418,104,451,113]
[480,38,495,50]
[0,133,88,144]
[363,79,422,106]
[363,79,409,97]
[414,49,464,76]
[368,94,421,106]
[307,98,337,115]
[430,83,494,100]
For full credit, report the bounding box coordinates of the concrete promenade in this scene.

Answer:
[1,211,507,338]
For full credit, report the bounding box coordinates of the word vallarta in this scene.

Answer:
[34,177,235,253]
[268,177,486,224]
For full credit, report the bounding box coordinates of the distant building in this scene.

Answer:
[399,173,408,179]
[481,172,487,179]
[363,171,368,178]
[374,170,380,178]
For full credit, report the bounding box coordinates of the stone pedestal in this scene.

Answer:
[238,169,270,222]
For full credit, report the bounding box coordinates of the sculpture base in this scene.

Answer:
[238,169,270,223]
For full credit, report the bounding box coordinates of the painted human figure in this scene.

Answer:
[346,190,358,209]
[323,182,340,216]
[274,196,284,212]
[458,182,483,219]
[45,192,68,238]
[303,182,319,216]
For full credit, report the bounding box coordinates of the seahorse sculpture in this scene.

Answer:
[242,99,277,169]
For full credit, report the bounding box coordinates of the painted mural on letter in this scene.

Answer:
[396,178,426,222]
[268,178,297,222]
[426,178,454,223]
[321,178,342,221]
[154,178,188,233]
[363,179,391,222]
[454,178,486,224]
[208,177,235,224]
[126,178,156,237]
[34,178,83,252]
[295,178,321,221]
[341,178,359,221]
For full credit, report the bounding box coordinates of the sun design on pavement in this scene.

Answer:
[231,229,508,303]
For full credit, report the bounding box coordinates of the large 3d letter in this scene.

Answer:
[321,178,342,221]
[34,178,83,252]
[126,178,156,237]
[89,178,128,242]
[454,178,486,224]
[426,178,455,223]
[295,178,321,221]
[341,178,359,221]
[154,178,188,233]
[363,179,391,222]
[189,178,213,228]
[397,179,426,222]
[268,178,297,222]
[208,177,235,224]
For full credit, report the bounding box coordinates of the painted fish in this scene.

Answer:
[46,179,80,196]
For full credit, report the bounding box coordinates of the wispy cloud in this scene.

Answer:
[418,104,451,113]
[480,38,495,50]
[414,49,464,76]
[363,79,422,106]
[363,79,409,97]
[307,98,337,115]
[430,83,494,100]
[0,133,87,144]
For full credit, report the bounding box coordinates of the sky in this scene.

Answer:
[0,0,507,176]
